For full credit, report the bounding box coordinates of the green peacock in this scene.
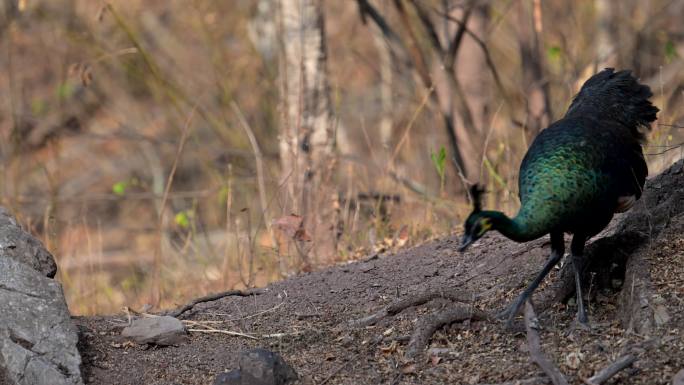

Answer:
[458,68,658,327]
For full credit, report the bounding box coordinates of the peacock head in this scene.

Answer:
[458,185,493,252]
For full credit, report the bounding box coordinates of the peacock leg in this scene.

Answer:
[571,235,589,325]
[497,231,565,327]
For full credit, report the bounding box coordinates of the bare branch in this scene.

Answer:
[407,304,489,358]
[585,354,637,385]
[164,288,267,318]
[350,288,478,327]
[356,0,403,47]
[445,1,474,70]
[407,0,445,55]
[392,0,433,88]
[524,301,569,385]
[477,377,550,385]
[431,5,510,110]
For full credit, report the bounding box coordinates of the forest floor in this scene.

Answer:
[76,164,684,385]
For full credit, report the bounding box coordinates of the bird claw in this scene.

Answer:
[495,301,524,329]
[567,318,592,335]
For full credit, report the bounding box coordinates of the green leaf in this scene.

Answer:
[547,46,562,60]
[30,99,47,116]
[175,211,191,229]
[112,181,128,196]
[665,40,678,62]
[56,82,74,99]
[430,146,447,178]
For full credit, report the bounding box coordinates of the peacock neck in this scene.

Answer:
[482,210,540,242]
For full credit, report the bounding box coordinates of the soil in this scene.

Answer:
[76,161,684,385]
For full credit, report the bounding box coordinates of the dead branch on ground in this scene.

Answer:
[164,288,267,318]
[349,289,477,327]
[524,301,569,385]
[584,354,636,385]
[406,304,490,359]
[477,377,550,385]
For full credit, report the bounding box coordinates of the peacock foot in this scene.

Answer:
[495,298,526,328]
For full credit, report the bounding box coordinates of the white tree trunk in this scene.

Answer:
[278,0,335,265]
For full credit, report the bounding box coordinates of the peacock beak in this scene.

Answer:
[458,234,475,252]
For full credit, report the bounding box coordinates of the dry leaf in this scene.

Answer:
[395,225,409,247]
[294,228,312,242]
[81,64,93,87]
[273,214,311,241]
[379,341,397,355]
[400,363,416,374]
[565,350,583,369]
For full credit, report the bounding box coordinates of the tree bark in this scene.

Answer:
[278,0,335,266]
[516,0,552,137]
[452,1,490,180]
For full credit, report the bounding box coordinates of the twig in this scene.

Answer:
[477,377,550,385]
[584,354,636,385]
[524,301,569,385]
[388,85,435,168]
[187,328,258,340]
[164,288,267,318]
[231,101,278,259]
[350,289,476,327]
[430,5,511,111]
[152,105,196,303]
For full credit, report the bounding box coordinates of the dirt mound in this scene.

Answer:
[76,160,684,385]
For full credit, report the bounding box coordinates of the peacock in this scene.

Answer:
[458,68,658,327]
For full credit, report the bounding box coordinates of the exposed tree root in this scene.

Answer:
[406,305,490,358]
[350,288,477,328]
[619,247,657,334]
[584,354,636,385]
[524,301,569,385]
[164,288,267,318]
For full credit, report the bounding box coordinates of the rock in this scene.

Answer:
[121,316,187,346]
[213,370,242,385]
[673,369,684,385]
[0,256,83,385]
[0,208,57,278]
[213,348,298,385]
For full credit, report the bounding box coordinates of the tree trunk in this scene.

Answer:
[452,2,490,181]
[278,0,335,267]
[517,0,552,137]
[595,0,616,69]
[372,27,394,151]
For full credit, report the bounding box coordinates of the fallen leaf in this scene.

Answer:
[380,341,397,355]
[395,225,409,247]
[565,350,583,369]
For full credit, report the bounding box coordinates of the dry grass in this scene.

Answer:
[0,0,682,315]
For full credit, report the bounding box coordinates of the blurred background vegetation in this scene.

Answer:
[0,0,682,315]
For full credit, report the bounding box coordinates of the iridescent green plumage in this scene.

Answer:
[459,69,658,327]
